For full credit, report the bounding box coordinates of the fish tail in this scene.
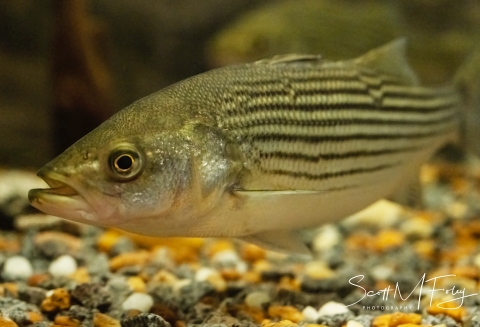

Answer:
[454,45,480,157]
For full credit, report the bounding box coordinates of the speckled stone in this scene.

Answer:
[120,313,171,327]
[18,286,47,306]
[71,283,112,310]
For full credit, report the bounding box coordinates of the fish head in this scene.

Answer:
[29,96,240,235]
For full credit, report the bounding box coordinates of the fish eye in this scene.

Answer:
[107,144,145,181]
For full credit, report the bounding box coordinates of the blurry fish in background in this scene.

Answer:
[206,0,480,85]
[206,0,403,68]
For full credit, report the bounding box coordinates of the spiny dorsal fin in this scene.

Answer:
[354,38,419,86]
[255,54,322,65]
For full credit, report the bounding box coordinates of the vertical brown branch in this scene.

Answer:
[52,0,114,154]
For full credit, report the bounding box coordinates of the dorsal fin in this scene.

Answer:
[255,54,322,65]
[354,38,419,86]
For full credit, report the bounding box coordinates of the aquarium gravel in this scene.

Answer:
[1,156,480,327]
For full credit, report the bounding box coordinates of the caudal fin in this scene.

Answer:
[454,45,480,157]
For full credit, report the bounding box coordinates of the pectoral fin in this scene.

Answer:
[239,230,312,257]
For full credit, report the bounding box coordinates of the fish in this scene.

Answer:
[206,0,403,68]
[29,39,480,254]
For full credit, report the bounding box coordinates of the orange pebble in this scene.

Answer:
[27,312,43,323]
[206,239,235,257]
[267,305,303,323]
[69,267,90,284]
[241,243,266,262]
[427,301,466,322]
[373,230,405,252]
[221,268,242,281]
[97,230,122,252]
[27,274,50,287]
[413,240,436,259]
[0,316,19,327]
[41,288,71,313]
[34,232,81,252]
[93,313,121,327]
[127,276,146,293]
[109,251,150,272]
[262,320,298,327]
[373,313,422,327]
[0,283,18,297]
[54,316,81,327]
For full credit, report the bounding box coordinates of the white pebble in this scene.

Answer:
[48,255,77,277]
[400,217,433,238]
[347,320,365,327]
[122,292,154,312]
[195,267,217,282]
[245,291,271,309]
[473,253,480,269]
[344,200,402,228]
[370,265,394,281]
[302,305,319,322]
[211,249,240,265]
[317,301,351,317]
[3,255,33,279]
[312,224,341,252]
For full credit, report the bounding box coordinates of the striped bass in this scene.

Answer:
[28,40,479,254]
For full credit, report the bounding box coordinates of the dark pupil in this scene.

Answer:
[116,155,133,171]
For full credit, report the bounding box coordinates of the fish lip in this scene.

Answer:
[28,169,98,223]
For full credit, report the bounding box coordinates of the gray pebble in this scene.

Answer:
[72,283,112,310]
[121,313,171,327]
[353,315,375,327]
[422,314,460,327]
[317,312,355,327]
[18,286,47,306]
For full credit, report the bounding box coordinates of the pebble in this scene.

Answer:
[34,232,81,257]
[262,320,298,327]
[121,293,154,312]
[372,313,422,327]
[304,261,336,280]
[40,288,71,313]
[344,200,403,228]
[93,313,121,327]
[14,214,62,232]
[302,306,320,322]
[317,301,351,317]
[71,283,112,310]
[347,321,365,327]
[0,316,19,327]
[127,276,146,293]
[267,305,304,323]
[400,217,434,238]
[211,249,241,267]
[54,315,81,327]
[48,255,77,277]
[241,244,266,262]
[245,291,271,309]
[3,256,33,279]
[109,251,150,272]
[427,301,466,322]
[311,224,342,252]
[120,313,171,327]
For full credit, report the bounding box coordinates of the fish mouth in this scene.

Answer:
[28,169,99,224]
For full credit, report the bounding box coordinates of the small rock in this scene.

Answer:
[109,251,150,272]
[127,276,146,293]
[312,224,342,252]
[14,214,62,232]
[211,250,240,267]
[347,320,365,327]
[0,316,19,327]
[54,315,81,327]
[304,261,336,280]
[34,232,81,258]
[48,255,77,277]
[317,302,351,317]
[245,291,271,309]
[267,305,303,323]
[400,217,434,238]
[241,243,266,262]
[302,306,319,322]
[93,313,121,327]
[3,256,33,279]
[262,320,298,327]
[40,288,71,313]
[120,313,171,327]
[372,313,422,327]
[71,283,112,310]
[122,293,154,312]
[18,286,47,306]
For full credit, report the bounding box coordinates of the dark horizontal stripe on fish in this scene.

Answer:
[228,112,458,128]
[249,129,449,143]
[229,86,370,98]
[260,162,398,180]
[259,146,422,162]
[230,99,456,115]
